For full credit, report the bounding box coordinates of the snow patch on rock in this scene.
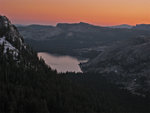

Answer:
[0,36,19,59]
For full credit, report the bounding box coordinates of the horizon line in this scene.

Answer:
[14,22,150,27]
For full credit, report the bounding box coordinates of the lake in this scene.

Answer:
[38,52,88,73]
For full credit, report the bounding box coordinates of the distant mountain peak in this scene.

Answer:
[56,22,103,32]
[108,24,133,29]
[79,22,91,25]
[56,22,91,27]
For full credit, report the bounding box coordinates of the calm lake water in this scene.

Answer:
[38,52,88,73]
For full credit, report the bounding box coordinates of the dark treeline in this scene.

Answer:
[0,44,150,113]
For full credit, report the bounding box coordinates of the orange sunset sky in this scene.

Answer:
[0,0,150,26]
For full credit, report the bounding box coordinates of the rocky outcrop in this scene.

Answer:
[0,16,24,50]
[0,15,37,64]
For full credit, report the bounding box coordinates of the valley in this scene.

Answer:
[18,23,150,59]
[18,22,150,96]
[1,0,150,112]
[1,16,150,113]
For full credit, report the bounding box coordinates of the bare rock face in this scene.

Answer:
[81,36,150,95]
[0,16,10,27]
[0,16,24,50]
[0,15,50,75]
[0,16,10,36]
[0,15,29,61]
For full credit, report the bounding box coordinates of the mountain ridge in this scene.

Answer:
[17,22,150,59]
[108,24,133,29]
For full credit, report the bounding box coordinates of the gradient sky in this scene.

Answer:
[0,0,150,26]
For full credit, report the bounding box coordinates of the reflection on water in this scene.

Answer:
[38,52,88,73]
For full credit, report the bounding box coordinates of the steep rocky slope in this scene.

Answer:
[0,15,50,71]
[0,16,24,60]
